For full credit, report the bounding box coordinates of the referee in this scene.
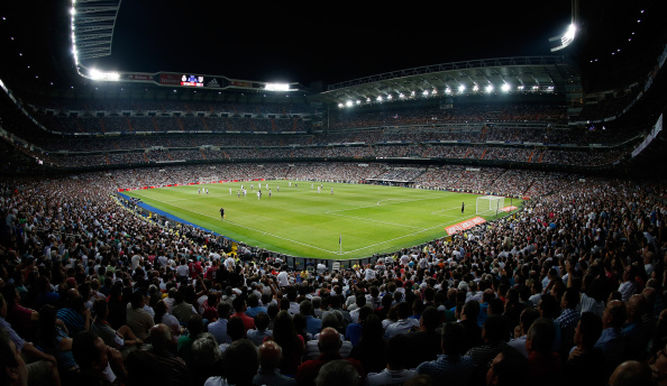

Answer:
[220,207,225,220]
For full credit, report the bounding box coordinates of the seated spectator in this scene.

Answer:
[71,330,126,386]
[177,314,204,365]
[208,302,232,345]
[465,315,507,372]
[125,291,154,341]
[296,327,364,386]
[57,289,91,336]
[345,306,371,347]
[525,318,562,386]
[219,317,247,353]
[385,302,419,338]
[245,293,267,319]
[211,339,258,386]
[190,333,222,386]
[126,324,188,386]
[417,322,474,386]
[247,312,272,347]
[306,314,353,360]
[300,300,322,336]
[315,359,361,386]
[485,346,529,386]
[253,341,296,386]
[271,311,304,377]
[231,296,255,332]
[0,294,61,386]
[367,334,416,386]
[507,307,540,358]
[349,313,386,373]
[459,300,483,353]
[608,360,652,386]
[91,299,142,352]
[556,288,581,357]
[595,300,627,374]
[565,312,605,386]
[406,306,442,368]
[0,330,29,386]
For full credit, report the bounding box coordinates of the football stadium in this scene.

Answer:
[0,1,665,385]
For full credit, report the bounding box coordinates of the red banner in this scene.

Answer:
[445,216,486,236]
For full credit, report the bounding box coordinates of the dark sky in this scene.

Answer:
[92,1,574,85]
[0,0,661,90]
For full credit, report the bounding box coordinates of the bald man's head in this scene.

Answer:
[609,360,651,386]
[258,341,282,370]
[318,327,341,355]
[150,323,174,352]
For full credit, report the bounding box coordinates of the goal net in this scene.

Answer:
[476,195,505,216]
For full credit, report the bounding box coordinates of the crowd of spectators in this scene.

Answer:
[1,163,665,386]
[42,143,629,169]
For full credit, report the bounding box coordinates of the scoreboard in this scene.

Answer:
[117,71,298,92]
[180,74,204,87]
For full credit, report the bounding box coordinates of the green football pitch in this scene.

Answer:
[124,180,519,260]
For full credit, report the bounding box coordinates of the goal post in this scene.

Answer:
[476,195,505,216]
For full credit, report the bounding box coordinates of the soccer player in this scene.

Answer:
[229,187,232,195]
[461,202,465,214]
[257,190,261,200]
[276,185,279,192]
[331,187,334,195]
[268,189,272,198]
[220,207,225,219]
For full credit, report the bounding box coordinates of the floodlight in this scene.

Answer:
[517,85,525,90]
[457,84,466,93]
[386,94,392,100]
[485,84,494,94]
[472,84,479,92]
[431,89,438,95]
[422,90,429,96]
[376,96,383,102]
[70,7,76,16]
[399,93,405,99]
[366,97,371,103]
[410,91,416,96]
[264,83,290,91]
[345,100,353,107]
[88,68,120,81]
[338,103,344,108]
[500,83,511,93]
[550,23,577,52]
[531,85,539,90]
[355,100,361,105]
[444,87,452,95]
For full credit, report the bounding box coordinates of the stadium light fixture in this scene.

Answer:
[485,84,494,94]
[386,94,393,100]
[444,87,452,95]
[500,83,511,93]
[410,90,416,97]
[355,100,361,105]
[472,84,479,92]
[264,83,290,92]
[531,85,539,91]
[88,68,120,81]
[338,103,344,109]
[422,90,429,96]
[431,89,438,95]
[345,100,354,107]
[376,96,383,102]
[457,84,466,93]
[517,85,525,91]
[399,93,405,99]
[366,97,371,103]
[550,23,577,52]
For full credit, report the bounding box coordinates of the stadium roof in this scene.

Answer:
[70,0,122,63]
[319,56,581,107]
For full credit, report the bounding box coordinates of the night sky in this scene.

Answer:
[0,0,661,89]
